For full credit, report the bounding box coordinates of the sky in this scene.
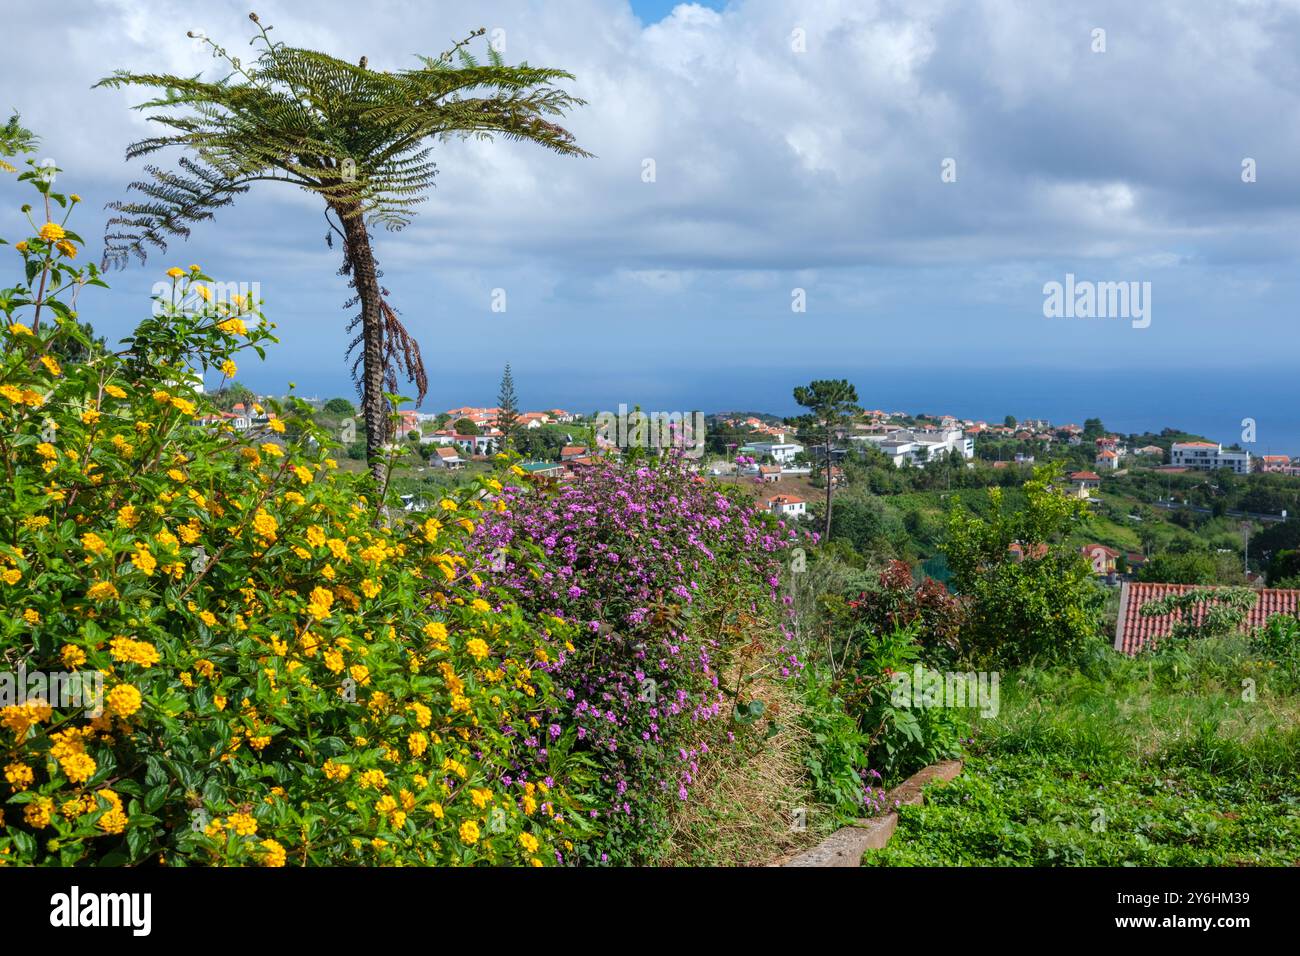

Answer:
[2,0,1298,443]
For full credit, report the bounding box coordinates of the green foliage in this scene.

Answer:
[96,15,589,466]
[0,170,582,866]
[846,625,968,780]
[0,114,38,172]
[1139,587,1257,649]
[867,752,1300,866]
[322,397,355,417]
[791,378,861,539]
[867,651,1300,866]
[944,464,1103,666]
[1268,548,1300,586]
[797,671,868,815]
[1137,549,1247,585]
[514,424,568,461]
[495,364,519,446]
[96,18,590,260]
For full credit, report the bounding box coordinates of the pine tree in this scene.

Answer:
[791,379,861,542]
[496,363,520,448]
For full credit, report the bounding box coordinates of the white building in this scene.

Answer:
[1095,449,1121,470]
[748,441,804,463]
[429,446,464,470]
[766,494,806,518]
[1170,441,1250,475]
[852,428,974,467]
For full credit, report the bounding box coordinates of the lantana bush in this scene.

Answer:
[0,162,577,866]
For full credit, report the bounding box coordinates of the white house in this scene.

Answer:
[429,446,464,470]
[852,428,974,467]
[748,441,804,464]
[766,494,806,518]
[1095,449,1121,470]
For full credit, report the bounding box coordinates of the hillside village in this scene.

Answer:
[197,381,1300,648]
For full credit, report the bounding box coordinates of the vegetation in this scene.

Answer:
[790,379,860,541]
[944,465,1103,666]
[495,364,519,448]
[1,168,580,864]
[868,625,1300,866]
[97,13,589,471]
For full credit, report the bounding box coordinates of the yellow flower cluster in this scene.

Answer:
[1,251,575,867]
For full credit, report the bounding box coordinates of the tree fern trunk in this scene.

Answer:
[339,208,387,481]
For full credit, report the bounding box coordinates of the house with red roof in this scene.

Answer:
[396,409,421,436]
[1080,543,1121,575]
[429,446,464,470]
[766,494,806,518]
[1256,455,1295,474]
[1095,449,1121,470]
[1114,581,1300,654]
[1069,470,1102,493]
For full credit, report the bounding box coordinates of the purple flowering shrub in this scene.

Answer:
[479,458,800,863]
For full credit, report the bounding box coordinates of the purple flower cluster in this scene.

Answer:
[479,459,799,856]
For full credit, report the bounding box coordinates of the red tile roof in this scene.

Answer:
[1114,581,1300,655]
[1070,471,1101,481]
[1082,543,1121,558]
[767,494,804,506]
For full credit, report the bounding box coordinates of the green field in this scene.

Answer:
[866,643,1300,866]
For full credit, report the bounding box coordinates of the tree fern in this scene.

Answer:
[96,12,590,472]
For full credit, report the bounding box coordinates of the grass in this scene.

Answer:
[865,642,1300,866]
[660,670,840,866]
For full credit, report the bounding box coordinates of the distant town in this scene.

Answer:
[201,382,1300,528]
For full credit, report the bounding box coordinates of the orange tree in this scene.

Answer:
[0,160,587,865]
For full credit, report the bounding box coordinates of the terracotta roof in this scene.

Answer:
[767,495,804,506]
[1082,543,1121,558]
[1070,471,1101,481]
[1114,581,1300,655]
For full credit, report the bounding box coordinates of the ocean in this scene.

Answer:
[498,366,1300,458]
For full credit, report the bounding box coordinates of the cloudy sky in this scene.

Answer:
[3,0,1299,423]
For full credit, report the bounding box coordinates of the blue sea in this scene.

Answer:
[277,364,1300,458]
